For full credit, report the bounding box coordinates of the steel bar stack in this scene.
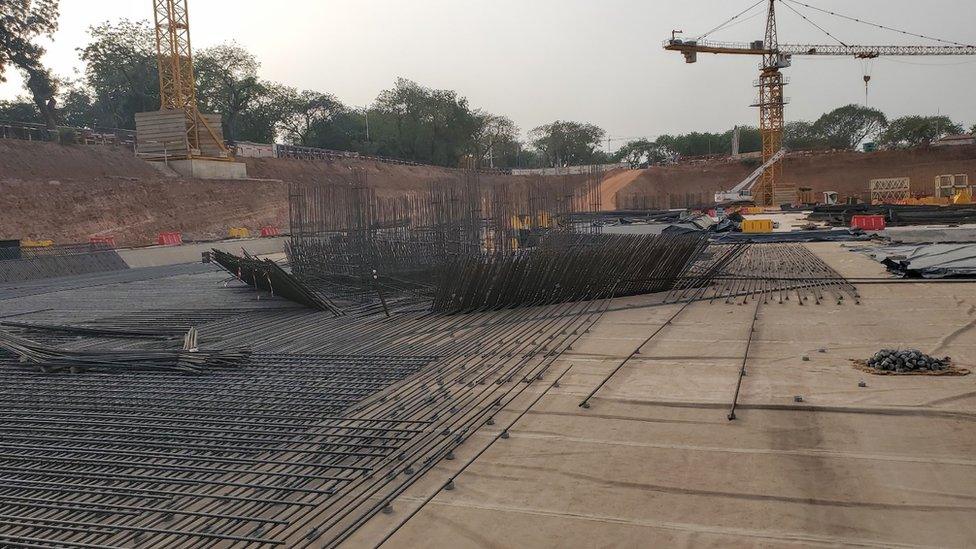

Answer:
[432,232,709,314]
[666,243,860,305]
[210,249,344,315]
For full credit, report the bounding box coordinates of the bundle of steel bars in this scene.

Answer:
[211,249,344,315]
[432,232,709,314]
[0,329,250,375]
[666,242,860,305]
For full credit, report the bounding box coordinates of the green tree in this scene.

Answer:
[0,97,39,123]
[880,115,963,148]
[233,82,291,143]
[473,112,519,168]
[1,0,60,129]
[732,126,762,153]
[276,88,347,146]
[614,138,667,167]
[970,123,976,136]
[529,121,606,167]
[195,42,265,142]
[372,78,480,166]
[57,79,95,128]
[783,120,828,150]
[79,19,159,129]
[813,104,887,149]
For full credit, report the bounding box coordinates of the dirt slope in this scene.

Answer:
[0,141,579,246]
[618,146,976,205]
[0,141,289,246]
[4,139,974,246]
[598,169,644,209]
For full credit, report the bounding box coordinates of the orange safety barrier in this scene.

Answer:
[260,226,281,237]
[850,215,886,231]
[157,232,183,246]
[89,235,117,248]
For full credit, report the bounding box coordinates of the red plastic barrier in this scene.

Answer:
[89,235,117,248]
[157,232,183,246]
[260,226,281,237]
[850,215,886,231]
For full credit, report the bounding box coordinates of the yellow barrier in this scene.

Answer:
[228,227,250,239]
[742,219,773,234]
[21,239,54,248]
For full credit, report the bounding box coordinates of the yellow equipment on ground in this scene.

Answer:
[742,219,774,233]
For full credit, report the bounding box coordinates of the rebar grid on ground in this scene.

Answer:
[0,264,609,548]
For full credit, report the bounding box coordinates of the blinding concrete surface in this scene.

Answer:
[348,242,976,548]
[118,236,286,268]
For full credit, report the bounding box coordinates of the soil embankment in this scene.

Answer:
[3,139,975,245]
[615,146,976,206]
[0,140,580,245]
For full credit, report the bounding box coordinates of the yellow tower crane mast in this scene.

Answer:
[665,0,976,206]
[152,0,228,158]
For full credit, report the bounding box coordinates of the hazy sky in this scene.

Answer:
[3,0,976,149]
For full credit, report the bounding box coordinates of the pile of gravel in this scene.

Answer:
[867,349,950,373]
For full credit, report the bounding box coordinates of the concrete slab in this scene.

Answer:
[118,236,286,268]
[165,158,248,180]
[370,242,976,549]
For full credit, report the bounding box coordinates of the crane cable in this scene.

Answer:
[697,0,766,40]
[781,0,976,48]
[778,0,849,47]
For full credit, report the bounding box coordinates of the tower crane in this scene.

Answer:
[665,0,976,206]
[152,0,228,159]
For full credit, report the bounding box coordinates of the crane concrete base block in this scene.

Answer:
[154,159,249,180]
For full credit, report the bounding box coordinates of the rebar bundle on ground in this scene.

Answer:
[210,249,344,315]
[432,232,709,314]
[0,329,249,375]
[666,243,860,305]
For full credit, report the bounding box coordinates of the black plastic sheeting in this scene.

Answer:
[711,228,871,243]
[857,243,976,278]
[809,204,976,226]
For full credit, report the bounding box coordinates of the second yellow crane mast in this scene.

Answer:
[755,0,786,207]
[152,0,227,158]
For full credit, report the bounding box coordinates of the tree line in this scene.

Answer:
[1,12,612,169]
[2,4,974,169]
[615,104,974,168]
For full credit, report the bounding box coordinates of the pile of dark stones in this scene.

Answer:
[867,349,950,373]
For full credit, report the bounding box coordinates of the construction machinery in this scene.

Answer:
[666,0,976,206]
[715,148,787,204]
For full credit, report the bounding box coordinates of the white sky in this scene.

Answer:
[3,0,976,149]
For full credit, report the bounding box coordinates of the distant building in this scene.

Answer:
[933,134,975,147]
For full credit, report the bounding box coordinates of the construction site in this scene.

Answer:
[1,0,976,547]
